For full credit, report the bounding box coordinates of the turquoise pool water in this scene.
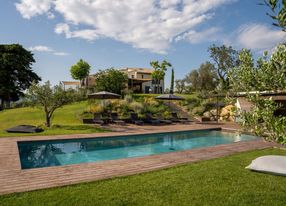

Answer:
[18,130,258,169]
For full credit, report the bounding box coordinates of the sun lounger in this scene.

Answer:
[156,114,172,124]
[93,113,105,125]
[130,113,144,125]
[110,113,126,125]
[171,112,190,123]
[6,125,43,133]
[145,113,160,125]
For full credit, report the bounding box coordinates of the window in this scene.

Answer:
[142,74,144,79]
[131,75,134,79]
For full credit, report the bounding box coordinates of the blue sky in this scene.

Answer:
[1,0,285,88]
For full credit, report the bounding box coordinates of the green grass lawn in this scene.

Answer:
[1,148,286,206]
[0,101,107,137]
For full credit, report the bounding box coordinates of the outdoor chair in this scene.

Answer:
[110,112,126,125]
[145,113,161,125]
[170,112,190,124]
[156,114,172,124]
[93,113,105,125]
[130,113,144,125]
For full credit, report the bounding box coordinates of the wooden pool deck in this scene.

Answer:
[0,123,276,195]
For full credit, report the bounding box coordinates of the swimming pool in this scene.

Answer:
[18,129,258,169]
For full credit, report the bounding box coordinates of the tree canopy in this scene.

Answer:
[0,44,41,108]
[93,68,128,94]
[208,44,238,90]
[183,62,218,92]
[150,60,172,93]
[228,44,286,143]
[27,81,71,127]
[70,59,90,86]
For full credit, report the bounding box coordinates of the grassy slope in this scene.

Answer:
[0,101,106,137]
[1,148,286,206]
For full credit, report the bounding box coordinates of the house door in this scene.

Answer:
[145,86,150,94]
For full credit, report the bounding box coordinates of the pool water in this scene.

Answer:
[18,130,258,169]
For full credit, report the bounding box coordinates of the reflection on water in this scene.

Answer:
[18,130,258,169]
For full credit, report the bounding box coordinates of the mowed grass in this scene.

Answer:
[1,148,286,206]
[0,101,107,137]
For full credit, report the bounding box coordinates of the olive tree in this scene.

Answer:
[228,44,286,143]
[27,81,71,127]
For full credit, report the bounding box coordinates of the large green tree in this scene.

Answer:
[175,79,186,94]
[264,0,286,31]
[27,81,71,127]
[93,68,128,94]
[70,59,90,87]
[208,44,238,90]
[228,44,286,143]
[184,62,218,92]
[0,44,41,108]
[150,60,172,93]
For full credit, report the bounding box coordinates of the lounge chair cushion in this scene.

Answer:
[246,155,286,176]
[6,125,44,133]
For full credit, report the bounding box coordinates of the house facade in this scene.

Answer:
[120,68,164,94]
[85,68,164,94]
[61,81,80,90]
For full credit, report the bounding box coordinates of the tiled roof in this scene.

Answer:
[120,67,154,74]
[62,81,80,85]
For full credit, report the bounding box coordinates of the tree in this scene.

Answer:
[170,68,175,93]
[263,0,286,31]
[0,44,41,108]
[197,62,218,91]
[175,79,186,94]
[27,81,71,127]
[70,59,90,87]
[228,44,286,143]
[184,62,218,92]
[94,68,128,94]
[208,44,238,90]
[185,70,200,92]
[150,60,172,93]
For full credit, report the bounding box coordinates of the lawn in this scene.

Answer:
[1,148,286,206]
[0,101,107,137]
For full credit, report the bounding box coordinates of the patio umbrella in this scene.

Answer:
[88,91,121,99]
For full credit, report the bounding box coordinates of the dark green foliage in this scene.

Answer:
[175,79,186,93]
[170,68,174,93]
[93,68,128,94]
[208,44,239,90]
[228,44,286,143]
[1,148,286,206]
[264,0,286,31]
[0,44,41,108]
[184,62,218,92]
[70,59,90,86]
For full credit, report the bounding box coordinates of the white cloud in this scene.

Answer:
[53,52,69,56]
[28,45,53,52]
[15,0,236,54]
[28,45,69,56]
[175,27,221,43]
[55,23,99,41]
[235,23,286,50]
[15,0,53,19]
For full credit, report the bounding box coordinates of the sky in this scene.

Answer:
[1,0,286,89]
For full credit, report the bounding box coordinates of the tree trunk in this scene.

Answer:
[45,113,51,127]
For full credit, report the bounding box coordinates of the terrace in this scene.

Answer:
[0,123,277,195]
